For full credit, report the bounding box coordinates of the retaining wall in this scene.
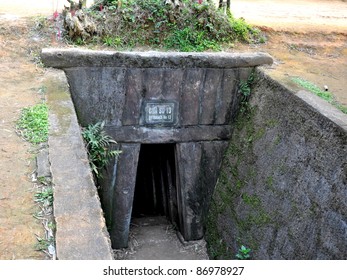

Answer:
[206,69,347,259]
[41,49,273,249]
[43,70,113,260]
[42,50,346,259]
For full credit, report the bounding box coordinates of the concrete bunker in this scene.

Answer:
[41,50,273,249]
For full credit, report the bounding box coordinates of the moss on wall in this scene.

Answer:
[206,99,274,259]
[206,69,347,260]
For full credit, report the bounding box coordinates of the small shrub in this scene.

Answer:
[65,0,261,51]
[82,121,121,178]
[238,69,256,113]
[230,17,253,42]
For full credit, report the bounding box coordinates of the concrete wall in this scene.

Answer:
[44,69,113,260]
[42,49,346,259]
[206,69,347,259]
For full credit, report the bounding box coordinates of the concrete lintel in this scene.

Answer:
[41,49,273,69]
[105,125,233,143]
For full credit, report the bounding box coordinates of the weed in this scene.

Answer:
[239,70,255,97]
[35,236,54,251]
[103,36,114,46]
[235,245,251,260]
[68,0,260,51]
[238,69,256,113]
[103,36,123,47]
[292,77,347,114]
[258,36,266,44]
[82,121,121,178]
[34,187,53,206]
[16,103,49,144]
[165,27,220,52]
[33,177,56,259]
[229,15,258,42]
[292,77,332,101]
[75,37,86,45]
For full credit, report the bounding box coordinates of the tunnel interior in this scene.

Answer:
[132,144,181,230]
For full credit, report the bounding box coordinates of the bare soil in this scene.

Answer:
[230,0,347,106]
[0,0,346,260]
[114,217,208,260]
[0,17,47,259]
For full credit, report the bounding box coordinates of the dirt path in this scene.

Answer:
[230,0,347,107]
[0,0,346,260]
[114,217,208,260]
[231,0,347,33]
[0,17,48,259]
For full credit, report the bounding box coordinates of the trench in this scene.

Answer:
[41,49,274,258]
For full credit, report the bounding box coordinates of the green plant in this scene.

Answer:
[236,245,251,260]
[81,121,121,178]
[75,37,86,45]
[74,0,260,51]
[291,77,347,114]
[103,36,124,47]
[238,69,256,113]
[34,187,53,206]
[165,27,220,52]
[16,103,49,144]
[35,236,54,251]
[228,14,259,42]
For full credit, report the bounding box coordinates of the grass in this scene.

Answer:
[65,0,261,51]
[292,77,347,114]
[34,187,53,206]
[16,103,49,144]
[33,179,56,259]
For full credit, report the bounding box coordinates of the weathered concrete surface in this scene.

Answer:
[44,70,113,260]
[177,141,229,240]
[41,49,273,69]
[206,69,347,260]
[36,148,51,179]
[296,90,347,131]
[104,126,232,143]
[108,144,140,249]
[41,50,273,250]
[41,51,267,130]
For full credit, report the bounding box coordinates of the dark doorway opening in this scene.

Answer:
[132,144,181,230]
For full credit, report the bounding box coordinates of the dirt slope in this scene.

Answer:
[230,0,347,107]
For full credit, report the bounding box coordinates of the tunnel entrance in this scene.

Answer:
[42,49,273,250]
[132,144,181,231]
